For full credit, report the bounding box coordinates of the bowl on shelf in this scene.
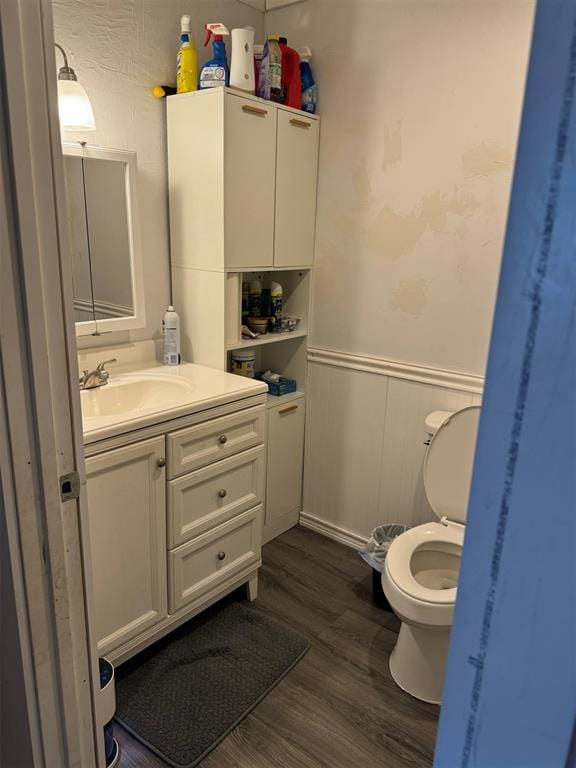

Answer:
[247,317,269,335]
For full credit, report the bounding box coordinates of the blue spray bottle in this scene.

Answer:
[199,23,230,89]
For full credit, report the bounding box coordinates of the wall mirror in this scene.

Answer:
[62,143,145,336]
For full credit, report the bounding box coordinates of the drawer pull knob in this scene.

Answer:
[290,117,312,128]
[218,488,227,499]
[157,457,166,468]
[218,435,228,445]
[217,551,226,561]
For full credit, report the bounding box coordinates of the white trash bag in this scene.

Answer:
[359,524,410,573]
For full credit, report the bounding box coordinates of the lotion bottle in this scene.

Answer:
[163,306,180,365]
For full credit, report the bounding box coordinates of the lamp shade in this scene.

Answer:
[57,79,96,131]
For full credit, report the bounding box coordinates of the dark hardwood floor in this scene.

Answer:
[117,526,439,768]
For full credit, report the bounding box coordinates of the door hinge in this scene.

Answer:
[59,470,80,502]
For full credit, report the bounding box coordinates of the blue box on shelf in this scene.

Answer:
[256,373,297,397]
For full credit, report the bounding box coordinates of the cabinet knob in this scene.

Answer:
[157,457,166,468]
[218,435,228,445]
[217,551,226,561]
[218,488,227,499]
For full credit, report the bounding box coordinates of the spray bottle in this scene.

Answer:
[176,15,198,94]
[199,23,230,89]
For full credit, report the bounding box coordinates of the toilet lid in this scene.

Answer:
[423,406,480,524]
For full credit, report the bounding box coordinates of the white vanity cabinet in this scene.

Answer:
[167,87,320,271]
[84,397,266,663]
[85,437,167,656]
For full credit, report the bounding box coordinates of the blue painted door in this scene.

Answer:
[434,2,576,766]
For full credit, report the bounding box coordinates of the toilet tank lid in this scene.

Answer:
[424,410,454,435]
[423,406,481,524]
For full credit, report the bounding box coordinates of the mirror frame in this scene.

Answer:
[62,143,146,337]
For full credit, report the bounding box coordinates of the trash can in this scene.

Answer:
[359,524,410,610]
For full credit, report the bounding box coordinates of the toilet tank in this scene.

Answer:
[424,410,454,439]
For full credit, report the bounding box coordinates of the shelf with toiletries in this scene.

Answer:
[225,269,311,350]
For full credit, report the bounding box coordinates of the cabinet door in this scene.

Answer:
[274,110,320,267]
[265,398,306,523]
[224,94,276,269]
[85,436,167,655]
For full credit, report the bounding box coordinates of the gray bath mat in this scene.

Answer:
[114,597,309,767]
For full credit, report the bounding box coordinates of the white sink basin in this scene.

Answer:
[81,375,196,419]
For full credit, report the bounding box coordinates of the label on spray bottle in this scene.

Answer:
[200,66,227,87]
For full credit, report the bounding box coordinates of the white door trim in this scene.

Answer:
[0,0,101,765]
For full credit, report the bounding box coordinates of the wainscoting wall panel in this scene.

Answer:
[302,348,483,545]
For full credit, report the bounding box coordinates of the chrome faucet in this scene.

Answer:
[79,359,117,390]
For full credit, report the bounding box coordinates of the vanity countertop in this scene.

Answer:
[81,360,267,444]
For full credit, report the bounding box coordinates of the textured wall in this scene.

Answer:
[53,0,264,349]
[266,0,534,375]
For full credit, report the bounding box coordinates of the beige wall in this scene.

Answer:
[53,0,264,349]
[266,0,534,376]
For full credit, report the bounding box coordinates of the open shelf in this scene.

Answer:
[226,330,308,351]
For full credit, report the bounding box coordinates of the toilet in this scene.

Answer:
[382,405,480,705]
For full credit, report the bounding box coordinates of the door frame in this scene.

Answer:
[0,0,102,765]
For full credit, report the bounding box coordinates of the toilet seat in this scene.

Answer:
[383,406,480,616]
[385,522,463,605]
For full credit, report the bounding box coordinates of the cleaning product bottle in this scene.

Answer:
[270,281,283,332]
[163,306,180,365]
[230,26,255,93]
[268,36,283,102]
[176,15,198,94]
[257,35,282,101]
[253,44,264,94]
[299,47,317,114]
[249,279,262,317]
[278,38,302,109]
[199,23,230,89]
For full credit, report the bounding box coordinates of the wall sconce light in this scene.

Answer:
[55,43,96,131]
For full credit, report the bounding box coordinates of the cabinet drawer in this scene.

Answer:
[169,507,261,613]
[168,445,265,548]
[167,405,266,478]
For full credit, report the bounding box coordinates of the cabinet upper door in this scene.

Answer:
[224,94,277,269]
[274,110,320,267]
[85,436,167,656]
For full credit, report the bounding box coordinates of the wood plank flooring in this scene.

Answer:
[117,526,439,768]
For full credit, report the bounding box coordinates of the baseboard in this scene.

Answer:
[299,511,366,550]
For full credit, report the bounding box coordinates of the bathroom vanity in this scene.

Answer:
[81,354,267,663]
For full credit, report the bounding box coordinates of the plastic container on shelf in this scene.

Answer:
[279,39,302,109]
[230,26,255,93]
[231,349,256,378]
[299,47,317,114]
[199,23,230,89]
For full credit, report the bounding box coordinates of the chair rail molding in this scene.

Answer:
[307,347,484,395]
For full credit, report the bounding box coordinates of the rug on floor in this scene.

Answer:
[114,597,310,768]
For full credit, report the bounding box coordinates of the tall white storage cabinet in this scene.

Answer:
[167,88,320,542]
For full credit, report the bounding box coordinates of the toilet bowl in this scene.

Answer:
[382,405,480,704]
